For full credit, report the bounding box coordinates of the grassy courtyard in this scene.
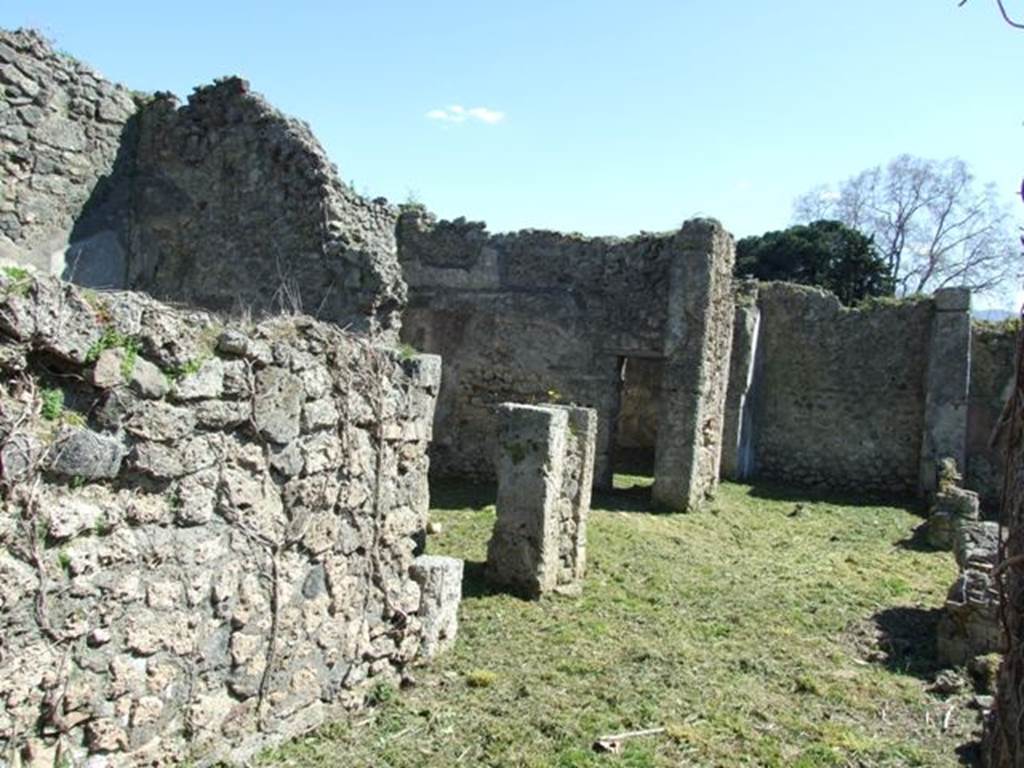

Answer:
[257,478,980,767]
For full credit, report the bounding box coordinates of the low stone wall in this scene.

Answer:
[0,273,440,765]
[967,320,1018,510]
[936,521,1004,666]
[487,403,596,597]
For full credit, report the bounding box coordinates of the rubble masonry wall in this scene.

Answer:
[0,273,439,765]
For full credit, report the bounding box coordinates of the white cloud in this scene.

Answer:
[466,107,505,124]
[735,179,753,192]
[425,104,505,125]
[818,189,841,202]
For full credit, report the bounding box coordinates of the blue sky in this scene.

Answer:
[4,1,1023,305]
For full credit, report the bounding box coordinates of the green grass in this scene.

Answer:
[256,480,972,767]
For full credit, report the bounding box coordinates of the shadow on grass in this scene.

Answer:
[592,484,655,514]
[745,480,924,512]
[429,480,496,512]
[461,560,537,602]
[871,605,945,679]
[955,740,983,767]
[895,520,939,552]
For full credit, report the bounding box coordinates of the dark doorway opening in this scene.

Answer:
[611,356,663,478]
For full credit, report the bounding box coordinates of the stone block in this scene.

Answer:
[253,366,304,444]
[47,427,124,480]
[934,286,972,312]
[549,404,597,594]
[954,521,1001,571]
[937,568,1004,666]
[926,484,981,550]
[487,402,596,597]
[409,555,463,659]
[653,219,735,510]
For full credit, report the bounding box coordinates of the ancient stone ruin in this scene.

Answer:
[937,520,1005,666]
[2,25,1023,767]
[1,30,403,338]
[487,403,597,598]
[399,209,737,510]
[0,272,447,764]
[928,458,982,549]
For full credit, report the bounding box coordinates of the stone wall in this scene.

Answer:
[0,273,440,765]
[0,29,406,339]
[125,79,405,337]
[749,284,933,495]
[967,320,1018,510]
[397,207,730,499]
[936,520,1003,666]
[0,29,136,270]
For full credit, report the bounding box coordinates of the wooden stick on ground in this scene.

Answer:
[592,727,666,754]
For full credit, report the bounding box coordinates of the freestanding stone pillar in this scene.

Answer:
[653,219,736,511]
[919,287,972,496]
[487,403,597,597]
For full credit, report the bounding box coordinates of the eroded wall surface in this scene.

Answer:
[127,80,405,336]
[967,320,1018,509]
[398,208,679,485]
[751,284,933,495]
[0,29,136,270]
[0,29,406,338]
[0,274,439,765]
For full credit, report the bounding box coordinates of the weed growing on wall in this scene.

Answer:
[85,327,141,379]
[2,266,32,297]
[39,388,64,421]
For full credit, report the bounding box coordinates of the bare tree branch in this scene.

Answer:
[959,0,1024,29]
[794,154,1021,301]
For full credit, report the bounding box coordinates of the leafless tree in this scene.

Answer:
[793,155,1021,299]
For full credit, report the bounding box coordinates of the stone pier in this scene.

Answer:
[653,219,736,510]
[487,403,597,597]
[919,287,972,496]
